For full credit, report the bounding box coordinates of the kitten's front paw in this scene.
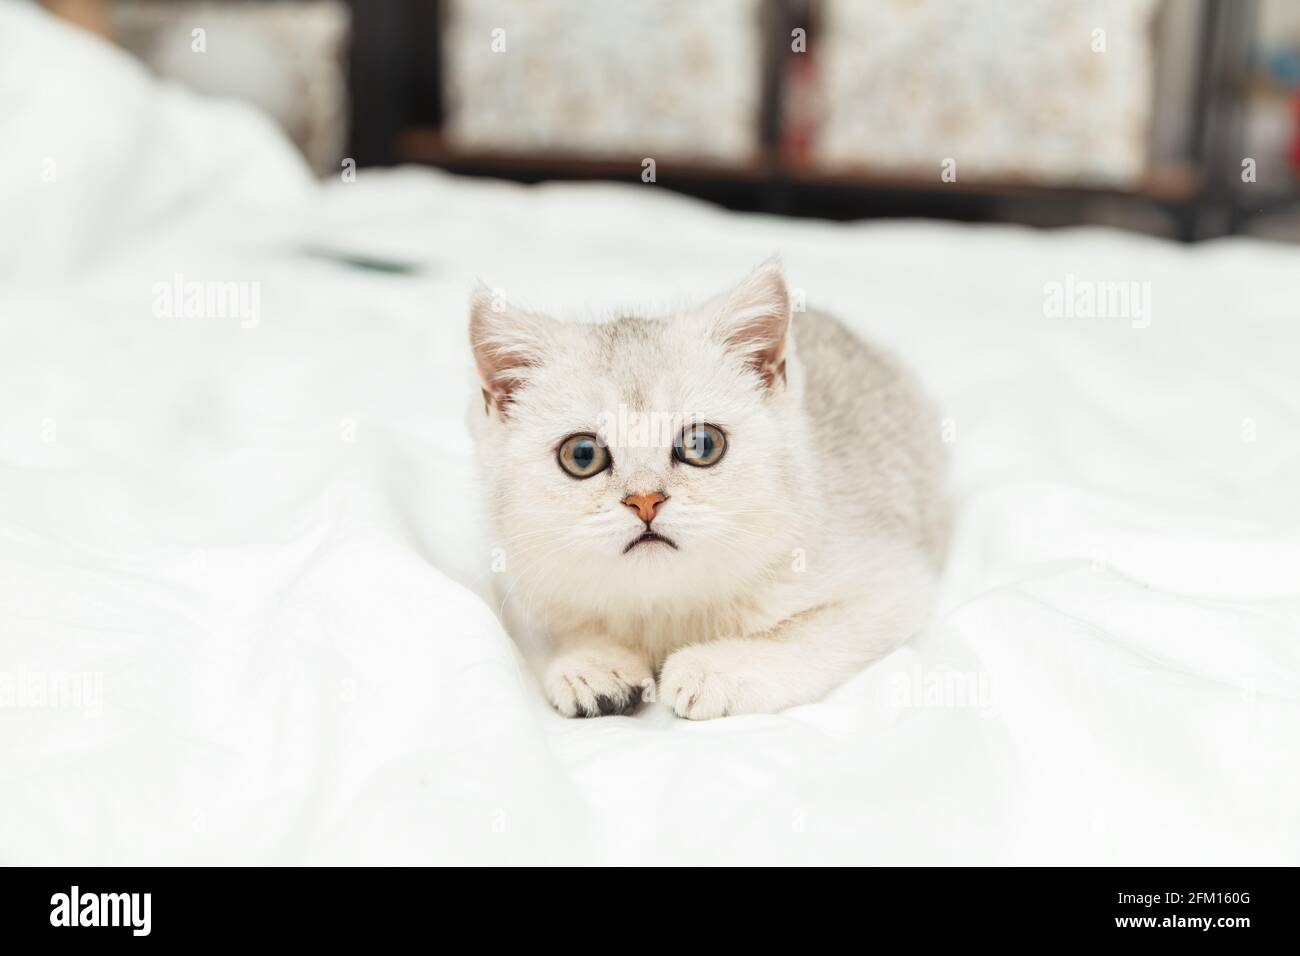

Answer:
[659,642,783,720]
[544,646,653,718]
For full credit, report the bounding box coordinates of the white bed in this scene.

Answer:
[2,5,1298,865]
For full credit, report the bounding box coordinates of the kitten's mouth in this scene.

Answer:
[623,531,678,554]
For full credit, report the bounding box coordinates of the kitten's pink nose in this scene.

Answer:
[623,491,668,524]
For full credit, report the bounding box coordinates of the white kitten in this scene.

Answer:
[468,260,947,719]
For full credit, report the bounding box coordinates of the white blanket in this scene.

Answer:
[2,5,1298,864]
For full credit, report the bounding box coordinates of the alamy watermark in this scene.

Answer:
[594,404,707,449]
[890,665,995,714]
[151,273,261,328]
[1043,273,1151,329]
[50,886,150,936]
[0,669,103,717]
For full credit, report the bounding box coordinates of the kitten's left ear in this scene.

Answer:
[708,258,791,390]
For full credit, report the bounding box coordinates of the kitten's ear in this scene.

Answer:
[468,283,552,418]
[708,258,791,390]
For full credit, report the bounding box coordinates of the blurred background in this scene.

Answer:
[38,0,1300,242]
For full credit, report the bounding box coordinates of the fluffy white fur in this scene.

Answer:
[468,261,947,719]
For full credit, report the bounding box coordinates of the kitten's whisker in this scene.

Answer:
[514,540,586,646]
[498,525,611,564]
[497,537,580,617]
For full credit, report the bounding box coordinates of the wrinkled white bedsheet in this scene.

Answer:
[2,5,1298,864]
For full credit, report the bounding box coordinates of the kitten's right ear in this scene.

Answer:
[706,258,791,391]
[468,284,552,418]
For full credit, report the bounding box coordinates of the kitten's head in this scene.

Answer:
[468,260,807,612]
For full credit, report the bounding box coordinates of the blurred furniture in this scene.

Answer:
[44,0,350,176]
[353,0,1279,240]
[41,0,108,34]
[441,0,763,164]
[1228,0,1300,236]
[45,0,1298,239]
[807,0,1161,186]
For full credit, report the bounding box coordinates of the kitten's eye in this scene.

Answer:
[674,423,727,468]
[557,433,610,479]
